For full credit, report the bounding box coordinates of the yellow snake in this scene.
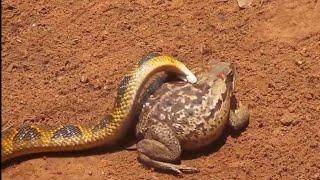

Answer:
[1,54,197,162]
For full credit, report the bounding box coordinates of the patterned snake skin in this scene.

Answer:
[1,54,197,162]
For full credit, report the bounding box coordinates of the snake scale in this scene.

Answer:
[1,54,197,163]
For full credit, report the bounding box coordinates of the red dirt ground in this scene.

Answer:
[2,0,320,179]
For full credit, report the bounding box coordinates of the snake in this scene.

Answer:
[1,54,197,163]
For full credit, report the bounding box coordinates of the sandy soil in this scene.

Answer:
[2,0,320,179]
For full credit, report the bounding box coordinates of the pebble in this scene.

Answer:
[200,44,212,55]
[57,76,63,81]
[280,118,291,126]
[6,5,15,10]
[295,60,303,66]
[258,122,264,128]
[305,93,313,100]
[312,173,320,180]
[276,110,284,116]
[309,142,318,149]
[103,85,111,90]
[280,113,300,126]
[7,63,17,72]
[80,76,88,83]
[288,105,296,113]
[237,0,253,8]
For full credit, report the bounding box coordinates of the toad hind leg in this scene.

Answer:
[136,123,198,174]
[139,153,199,174]
[229,102,250,131]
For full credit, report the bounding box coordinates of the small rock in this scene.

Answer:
[280,113,300,126]
[292,119,299,126]
[295,59,304,66]
[7,63,17,72]
[305,93,313,100]
[312,173,320,180]
[93,84,102,90]
[200,44,212,55]
[237,0,253,8]
[309,142,318,149]
[92,52,105,58]
[276,110,284,116]
[302,47,307,52]
[229,161,245,168]
[282,167,288,172]
[258,122,264,128]
[71,38,79,45]
[57,76,63,81]
[288,105,296,113]
[6,5,15,10]
[88,172,93,176]
[268,83,274,89]
[80,76,88,83]
[280,118,292,126]
[103,85,111,90]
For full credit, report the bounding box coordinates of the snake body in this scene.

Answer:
[1,54,197,162]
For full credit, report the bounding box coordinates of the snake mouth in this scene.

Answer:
[186,74,197,84]
[178,73,197,84]
[183,66,197,84]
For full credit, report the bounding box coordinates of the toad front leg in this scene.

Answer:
[136,122,199,174]
[229,102,250,131]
